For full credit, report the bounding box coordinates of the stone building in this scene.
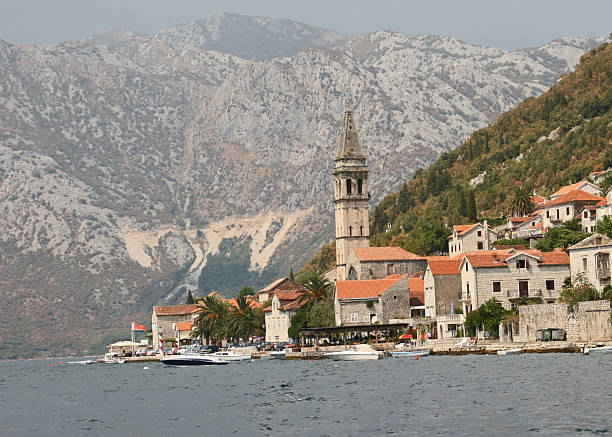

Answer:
[345,246,427,280]
[541,189,603,229]
[423,258,462,318]
[334,102,370,282]
[334,275,411,325]
[549,180,601,200]
[568,233,612,293]
[152,304,201,348]
[580,187,612,233]
[458,248,570,313]
[254,277,305,303]
[264,291,305,343]
[448,222,498,256]
[408,273,426,317]
[517,300,612,342]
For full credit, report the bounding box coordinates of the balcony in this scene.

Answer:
[507,289,545,300]
[459,292,471,301]
[596,267,611,279]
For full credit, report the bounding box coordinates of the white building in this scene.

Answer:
[541,189,603,229]
[568,233,612,293]
[264,291,305,343]
[448,221,498,256]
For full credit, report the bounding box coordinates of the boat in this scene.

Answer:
[390,349,431,358]
[207,349,252,362]
[583,345,612,355]
[325,344,382,361]
[268,350,286,359]
[68,359,97,365]
[160,353,229,366]
[103,353,125,364]
[497,348,522,356]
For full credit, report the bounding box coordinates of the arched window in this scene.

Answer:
[346,179,352,195]
[357,179,363,194]
[348,266,357,280]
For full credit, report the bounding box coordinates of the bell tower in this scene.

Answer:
[334,101,370,281]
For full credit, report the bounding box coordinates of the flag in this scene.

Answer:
[131,322,147,331]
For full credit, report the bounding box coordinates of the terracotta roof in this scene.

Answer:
[448,223,496,239]
[531,195,547,205]
[426,256,451,262]
[427,259,461,275]
[545,189,603,206]
[226,297,262,309]
[462,249,568,268]
[336,276,404,300]
[509,216,531,224]
[281,300,306,311]
[551,181,591,198]
[153,304,201,316]
[353,246,424,261]
[175,321,193,331]
[275,291,304,301]
[408,277,424,306]
[257,277,290,294]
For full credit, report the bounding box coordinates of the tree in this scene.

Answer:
[191,296,229,345]
[185,289,194,304]
[237,286,254,299]
[289,268,295,281]
[227,294,263,341]
[559,273,600,310]
[308,295,335,328]
[595,216,612,238]
[508,185,534,217]
[536,219,588,252]
[288,307,309,340]
[464,299,505,338]
[466,190,477,221]
[297,270,333,306]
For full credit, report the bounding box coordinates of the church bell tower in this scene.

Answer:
[334,101,370,281]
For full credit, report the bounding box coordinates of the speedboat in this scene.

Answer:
[104,353,125,364]
[68,359,97,365]
[497,348,522,356]
[390,349,430,358]
[160,354,228,366]
[583,345,612,355]
[268,350,286,359]
[325,344,382,361]
[207,349,252,362]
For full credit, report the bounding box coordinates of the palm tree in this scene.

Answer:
[227,295,263,341]
[191,296,229,345]
[298,270,333,307]
[508,185,534,217]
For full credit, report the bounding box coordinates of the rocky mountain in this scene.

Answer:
[0,13,604,358]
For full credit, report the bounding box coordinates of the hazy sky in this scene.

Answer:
[1,0,610,49]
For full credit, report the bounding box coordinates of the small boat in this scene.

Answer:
[207,349,252,362]
[68,359,97,365]
[325,344,382,361]
[268,350,286,359]
[497,348,522,356]
[103,353,125,364]
[390,349,430,358]
[160,354,228,366]
[583,345,612,355]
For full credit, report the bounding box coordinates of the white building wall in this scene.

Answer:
[569,245,612,293]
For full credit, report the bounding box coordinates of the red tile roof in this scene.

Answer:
[175,321,193,331]
[408,277,424,306]
[545,189,603,206]
[531,195,547,205]
[275,291,304,301]
[462,249,569,268]
[551,181,592,198]
[353,247,424,261]
[336,276,405,300]
[153,304,201,316]
[427,259,461,275]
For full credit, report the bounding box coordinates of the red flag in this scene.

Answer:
[131,322,146,331]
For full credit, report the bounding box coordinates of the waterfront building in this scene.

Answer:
[152,304,201,348]
[408,272,426,318]
[448,221,498,256]
[568,233,612,293]
[254,277,305,303]
[264,291,305,343]
[458,248,570,313]
[346,246,427,280]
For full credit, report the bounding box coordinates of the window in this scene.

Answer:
[346,179,352,195]
[363,315,369,323]
[360,226,363,236]
[387,264,395,275]
[566,207,570,215]
[584,211,588,218]
[546,210,550,218]
[519,280,529,297]
[546,280,555,291]
[348,266,357,280]
[516,259,527,269]
[492,281,501,292]
[556,209,560,220]
[582,257,588,271]
[477,230,482,237]
[477,242,484,250]
[349,226,352,236]
[466,283,470,292]
[465,263,469,271]
[357,179,363,194]
[350,313,359,323]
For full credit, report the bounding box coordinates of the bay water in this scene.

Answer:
[0,353,610,436]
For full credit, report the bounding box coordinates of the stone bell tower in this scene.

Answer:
[334,101,370,281]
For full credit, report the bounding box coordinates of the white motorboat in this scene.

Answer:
[583,345,612,355]
[68,359,97,365]
[103,353,125,364]
[268,350,286,359]
[160,353,228,366]
[208,349,252,362]
[497,348,522,356]
[325,344,382,361]
[390,349,430,358]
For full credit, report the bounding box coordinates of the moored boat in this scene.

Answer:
[583,345,612,355]
[160,354,229,366]
[103,353,125,364]
[325,344,382,361]
[390,349,430,358]
[268,350,286,359]
[497,348,522,356]
[207,349,252,362]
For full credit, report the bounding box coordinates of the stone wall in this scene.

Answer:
[518,300,612,342]
[379,276,411,323]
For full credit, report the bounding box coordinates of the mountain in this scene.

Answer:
[367,41,612,255]
[0,13,605,358]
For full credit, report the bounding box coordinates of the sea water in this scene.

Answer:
[0,354,610,436]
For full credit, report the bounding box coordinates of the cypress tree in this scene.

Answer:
[186,289,194,304]
[466,190,477,221]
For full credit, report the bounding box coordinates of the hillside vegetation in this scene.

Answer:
[367,42,612,255]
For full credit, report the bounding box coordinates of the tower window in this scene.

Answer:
[346,179,352,195]
[357,179,363,194]
[349,226,353,236]
[360,226,363,236]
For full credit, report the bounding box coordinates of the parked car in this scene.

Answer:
[135,348,148,357]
